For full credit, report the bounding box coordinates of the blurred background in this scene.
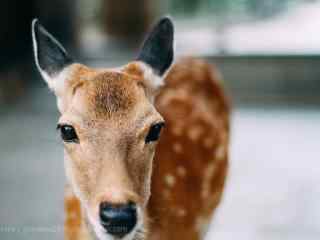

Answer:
[0,0,320,239]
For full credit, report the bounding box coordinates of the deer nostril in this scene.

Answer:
[99,202,137,238]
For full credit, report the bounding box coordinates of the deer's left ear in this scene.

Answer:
[32,19,73,91]
[137,17,174,81]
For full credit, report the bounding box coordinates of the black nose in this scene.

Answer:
[99,202,137,238]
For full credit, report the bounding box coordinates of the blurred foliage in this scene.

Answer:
[170,0,316,23]
[170,0,202,16]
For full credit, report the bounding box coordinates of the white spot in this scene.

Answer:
[164,174,176,188]
[201,163,217,199]
[173,142,183,153]
[176,208,187,217]
[177,166,187,177]
[171,125,184,136]
[187,125,204,141]
[215,145,225,160]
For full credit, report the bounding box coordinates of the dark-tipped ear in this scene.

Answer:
[32,19,73,81]
[137,17,174,76]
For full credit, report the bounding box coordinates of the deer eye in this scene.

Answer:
[145,122,165,143]
[57,124,79,143]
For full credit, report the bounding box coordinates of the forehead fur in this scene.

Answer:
[86,72,139,118]
[67,63,149,120]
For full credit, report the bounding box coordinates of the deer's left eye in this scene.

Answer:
[145,122,165,143]
[57,124,79,143]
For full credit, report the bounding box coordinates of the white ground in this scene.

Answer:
[207,107,320,240]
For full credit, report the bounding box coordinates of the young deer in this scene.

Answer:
[32,17,229,240]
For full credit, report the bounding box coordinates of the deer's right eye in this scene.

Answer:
[57,124,79,143]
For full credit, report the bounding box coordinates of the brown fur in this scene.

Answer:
[63,58,230,240]
[148,58,229,240]
[65,187,82,240]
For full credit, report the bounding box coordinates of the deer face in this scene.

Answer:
[32,18,174,240]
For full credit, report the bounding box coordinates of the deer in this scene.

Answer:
[31,17,230,240]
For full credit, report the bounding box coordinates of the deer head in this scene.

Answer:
[32,17,174,240]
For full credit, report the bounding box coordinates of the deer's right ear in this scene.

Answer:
[32,19,73,92]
